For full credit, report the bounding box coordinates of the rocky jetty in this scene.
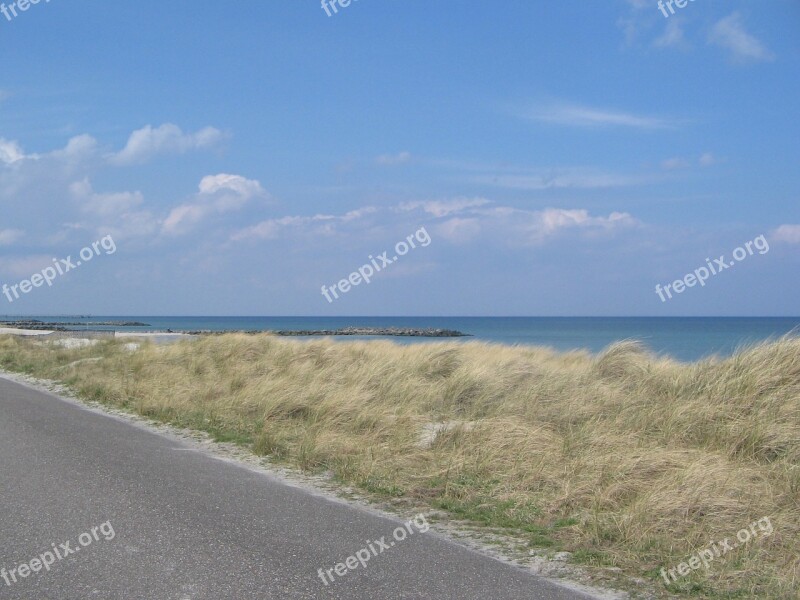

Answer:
[273,327,470,337]
[0,320,149,331]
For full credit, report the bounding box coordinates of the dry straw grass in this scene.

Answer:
[1,334,797,597]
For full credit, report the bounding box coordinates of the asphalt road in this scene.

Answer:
[0,375,597,599]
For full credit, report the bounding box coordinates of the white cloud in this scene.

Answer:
[398,198,489,218]
[469,206,637,245]
[197,173,266,211]
[199,173,263,198]
[0,139,37,165]
[617,0,653,46]
[772,225,800,244]
[436,218,481,243]
[661,157,690,170]
[698,152,720,167]
[162,174,266,235]
[339,207,379,222]
[708,12,774,64]
[51,135,99,162]
[109,124,224,166]
[70,178,145,217]
[661,153,722,170]
[0,229,24,246]
[230,207,377,242]
[524,102,673,129]
[537,208,633,235]
[231,216,309,241]
[1,135,97,170]
[376,151,412,166]
[161,204,209,236]
[474,168,653,190]
[653,18,687,49]
[68,178,157,239]
[231,200,637,248]
[0,255,54,278]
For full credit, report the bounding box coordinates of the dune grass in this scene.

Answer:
[0,333,797,598]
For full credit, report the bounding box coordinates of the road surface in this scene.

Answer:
[0,374,599,599]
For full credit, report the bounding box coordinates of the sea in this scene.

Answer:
[3,316,799,362]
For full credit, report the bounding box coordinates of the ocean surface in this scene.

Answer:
[4,316,799,362]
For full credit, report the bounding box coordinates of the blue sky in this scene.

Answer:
[1,0,798,316]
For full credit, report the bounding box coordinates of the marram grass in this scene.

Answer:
[1,334,798,598]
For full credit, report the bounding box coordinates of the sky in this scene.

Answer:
[0,0,798,316]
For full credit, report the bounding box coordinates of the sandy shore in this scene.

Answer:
[113,332,190,339]
[0,328,189,340]
[0,327,53,336]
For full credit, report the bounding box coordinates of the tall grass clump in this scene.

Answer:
[0,333,797,598]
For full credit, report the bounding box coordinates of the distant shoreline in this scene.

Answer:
[3,317,799,361]
[0,322,470,338]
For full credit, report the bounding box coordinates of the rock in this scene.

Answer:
[273,327,471,337]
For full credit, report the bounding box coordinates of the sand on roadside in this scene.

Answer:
[0,328,190,342]
[0,327,54,336]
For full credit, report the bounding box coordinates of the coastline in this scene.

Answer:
[0,321,470,339]
[0,332,795,597]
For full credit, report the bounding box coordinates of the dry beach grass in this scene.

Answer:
[0,333,797,598]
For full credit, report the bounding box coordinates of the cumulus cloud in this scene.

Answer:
[162,174,267,235]
[0,138,37,165]
[2,135,97,171]
[51,135,99,162]
[198,174,266,210]
[534,208,634,239]
[161,204,209,236]
[109,124,225,165]
[436,217,481,243]
[433,205,637,245]
[68,178,157,239]
[456,206,635,245]
[231,199,636,248]
[70,178,145,217]
[231,207,377,242]
[772,224,800,244]
[398,198,489,218]
[231,216,310,241]
[708,12,774,64]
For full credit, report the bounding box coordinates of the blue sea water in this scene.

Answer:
[4,316,799,362]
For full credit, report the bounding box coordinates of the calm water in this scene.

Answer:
[5,316,800,362]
